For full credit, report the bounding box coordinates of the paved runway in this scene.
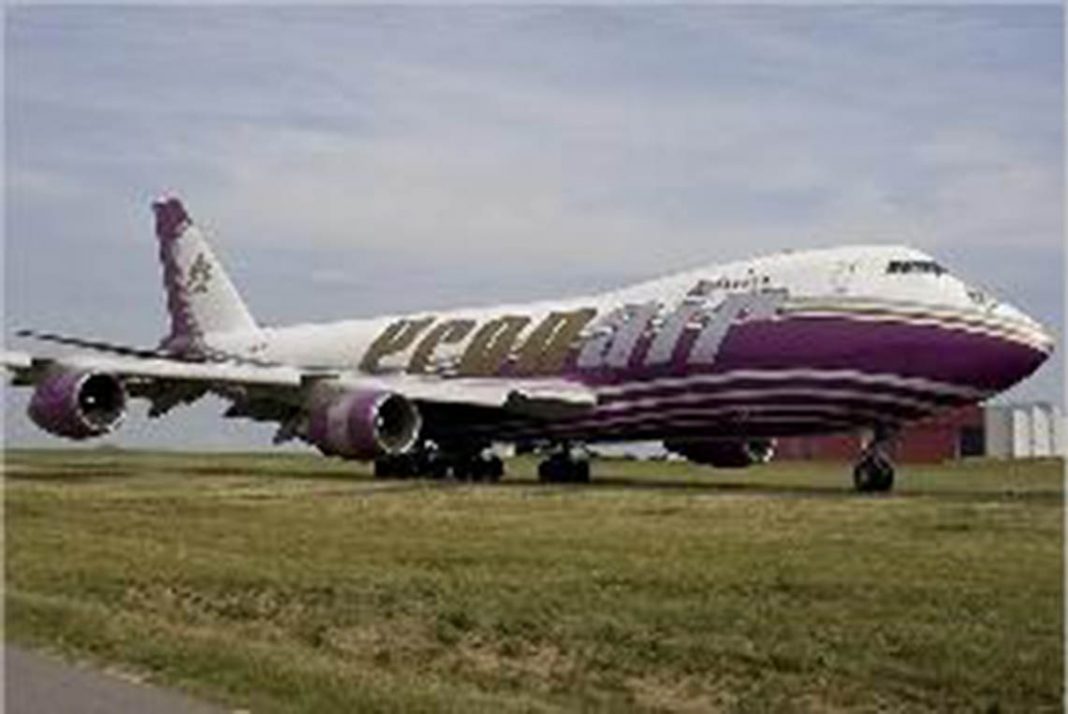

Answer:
[4,646,223,714]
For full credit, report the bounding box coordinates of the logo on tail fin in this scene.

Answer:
[186,253,213,294]
[152,195,259,351]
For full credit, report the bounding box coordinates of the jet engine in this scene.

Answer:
[663,438,775,468]
[306,387,422,460]
[28,368,127,439]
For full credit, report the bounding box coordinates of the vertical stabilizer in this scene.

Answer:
[153,196,258,352]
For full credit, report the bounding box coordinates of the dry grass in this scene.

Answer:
[4,449,1063,712]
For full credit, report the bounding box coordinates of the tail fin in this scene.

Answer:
[153,196,258,352]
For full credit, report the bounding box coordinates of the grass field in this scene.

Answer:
[4,449,1064,712]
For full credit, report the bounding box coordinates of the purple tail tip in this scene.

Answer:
[152,196,191,241]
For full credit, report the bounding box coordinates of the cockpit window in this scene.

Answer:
[886,260,947,276]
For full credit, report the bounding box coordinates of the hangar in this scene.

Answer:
[776,402,1065,463]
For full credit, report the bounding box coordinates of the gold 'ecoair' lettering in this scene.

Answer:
[359,317,434,372]
[513,308,597,375]
[407,319,476,373]
[457,315,531,376]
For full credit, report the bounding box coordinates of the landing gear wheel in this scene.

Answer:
[373,458,393,479]
[486,456,504,483]
[470,457,489,483]
[452,458,473,482]
[538,452,590,484]
[428,456,449,480]
[374,455,416,480]
[853,454,895,493]
[537,457,559,483]
[573,459,590,484]
[447,451,506,483]
[851,425,898,493]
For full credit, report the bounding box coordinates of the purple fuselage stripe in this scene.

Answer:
[567,317,1046,396]
[429,387,950,445]
[714,318,1045,393]
[435,315,1046,444]
[596,376,973,407]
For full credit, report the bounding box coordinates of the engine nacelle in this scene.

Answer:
[306,387,422,460]
[28,368,127,439]
[664,438,775,468]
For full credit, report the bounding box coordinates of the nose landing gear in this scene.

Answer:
[853,427,896,493]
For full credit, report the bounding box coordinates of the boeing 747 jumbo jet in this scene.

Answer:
[4,197,1054,491]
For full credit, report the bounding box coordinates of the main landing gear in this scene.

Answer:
[450,452,505,482]
[538,446,591,484]
[374,445,504,482]
[375,442,591,485]
[853,427,896,493]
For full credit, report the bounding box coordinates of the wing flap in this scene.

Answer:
[331,373,596,415]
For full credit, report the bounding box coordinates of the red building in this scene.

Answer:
[776,405,985,463]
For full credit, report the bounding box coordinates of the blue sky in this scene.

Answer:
[4,5,1064,449]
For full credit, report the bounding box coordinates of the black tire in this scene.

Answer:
[538,457,562,483]
[428,457,449,480]
[398,456,417,479]
[852,462,873,492]
[537,459,553,483]
[453,458,472,482]
[538,456,588,484]
[872,463,895,492]
[470,458,488,483]
[409,453,430,478]
[486,456,504,482]
[573,460,590,484]
[374,458,394,479]
[853,456,894,493]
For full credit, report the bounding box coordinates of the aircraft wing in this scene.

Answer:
[4,351,302,389]
[3,350,596,417]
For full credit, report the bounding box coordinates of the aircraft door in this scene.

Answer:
[830,259,859,295]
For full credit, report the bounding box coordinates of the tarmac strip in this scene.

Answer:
[4,645,226,714]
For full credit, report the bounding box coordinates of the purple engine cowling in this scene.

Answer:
[28,368,127,439]
[663,438,775,468]
[306,387,422,460]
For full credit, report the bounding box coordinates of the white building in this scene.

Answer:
[984,403,1065,459]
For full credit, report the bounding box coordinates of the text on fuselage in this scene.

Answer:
[360,289,787,376]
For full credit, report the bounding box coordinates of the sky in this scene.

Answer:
[4,5,1064,449]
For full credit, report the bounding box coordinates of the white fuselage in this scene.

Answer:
[206,245,1052,444]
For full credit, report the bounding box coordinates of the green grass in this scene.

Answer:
[4,449,1064,712]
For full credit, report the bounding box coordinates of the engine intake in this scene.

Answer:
[28,368,127,439]
[664,438,775,468]
[306,386,422,460]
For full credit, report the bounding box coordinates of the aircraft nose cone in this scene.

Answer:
[997,302,1054,350]
[978,303,1054,392]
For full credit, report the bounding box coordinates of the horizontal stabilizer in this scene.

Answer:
[16,329,169,359]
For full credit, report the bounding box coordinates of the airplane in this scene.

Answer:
[3,196,1054,491]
